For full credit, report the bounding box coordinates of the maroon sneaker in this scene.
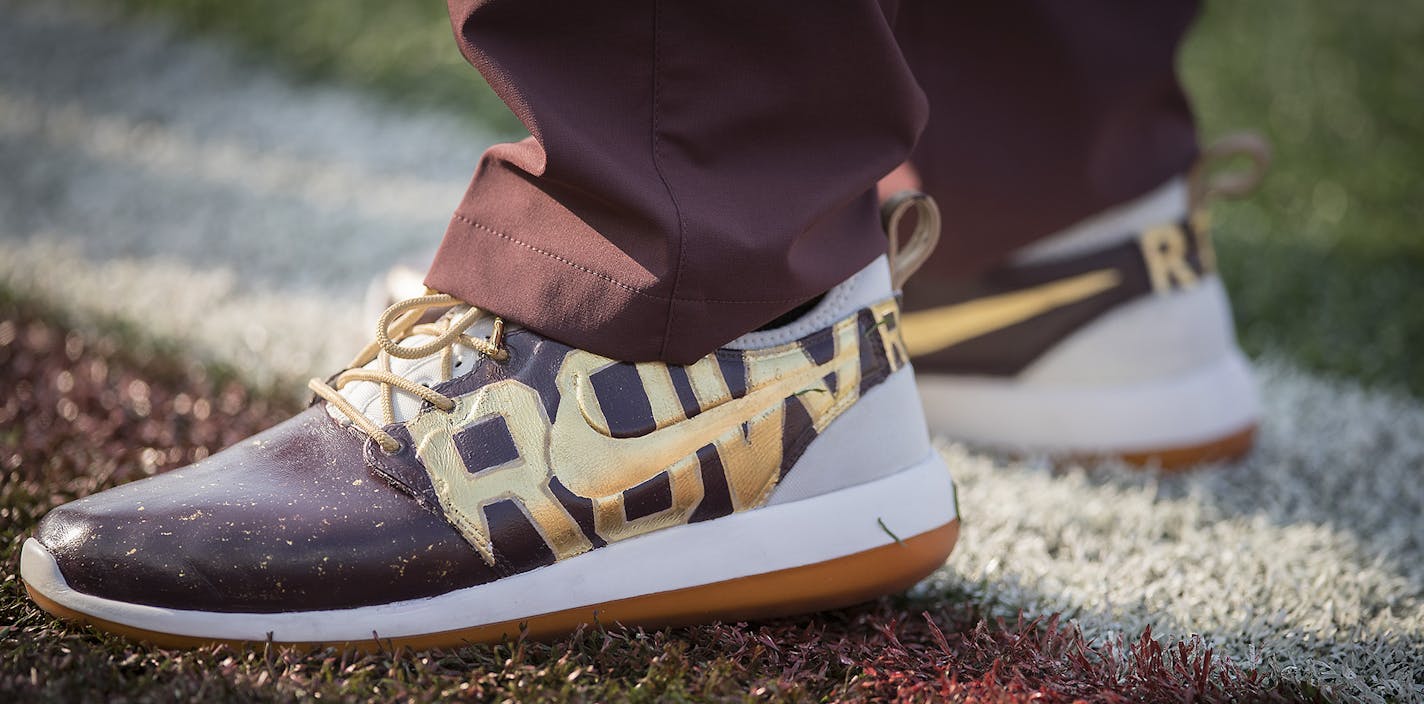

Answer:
[22,197,960,649]
[900,134,1270,468]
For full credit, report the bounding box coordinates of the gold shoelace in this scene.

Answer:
[309,292,507,453]
[1188,131,1271,207]
[881,190,942,290]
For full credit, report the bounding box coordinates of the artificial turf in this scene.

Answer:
[4,2,1418,701]
[0,295,1316,703]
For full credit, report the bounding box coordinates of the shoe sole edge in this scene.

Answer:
[919,350,1259,468]
[25,519,958,651]
[1107,423,1255,470]
[22,450,959,649]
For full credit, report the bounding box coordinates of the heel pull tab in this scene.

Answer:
[881,191,942,290]
[1188,132,1271,209]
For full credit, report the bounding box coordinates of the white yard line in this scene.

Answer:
[2,2,1419,701]
[0,0,488,389]
[938,364,1424,701]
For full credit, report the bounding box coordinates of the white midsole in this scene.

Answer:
[21,449,957,642]
[918,350,1258,454]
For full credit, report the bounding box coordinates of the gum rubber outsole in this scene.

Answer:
[978,424,1256,473]
[1113,424,1255,471]
[25,519,959,652]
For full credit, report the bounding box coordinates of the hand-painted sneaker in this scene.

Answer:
[900,134,1270,469]
[20,202,959,649]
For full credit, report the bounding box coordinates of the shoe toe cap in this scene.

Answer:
[35,478,226,608]
[33,407,493,613]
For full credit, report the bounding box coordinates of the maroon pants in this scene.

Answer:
[426,0,1200,364]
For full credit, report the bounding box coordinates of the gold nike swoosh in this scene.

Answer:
[900,269,1122,357]
[411,312,871,561]
[550,347,840,499]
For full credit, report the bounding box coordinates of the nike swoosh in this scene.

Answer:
[899,269,1122,357]
[550,348,841,499]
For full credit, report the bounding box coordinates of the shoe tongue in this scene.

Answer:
[326,307,498,427]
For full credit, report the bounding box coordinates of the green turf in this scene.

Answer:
[101,0,1424,396]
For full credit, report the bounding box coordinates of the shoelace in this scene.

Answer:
[309,291,508,453]
[1188,131,1271,207]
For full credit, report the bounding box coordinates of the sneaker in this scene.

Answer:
[21,197,959,649]
[900,135,1270,469]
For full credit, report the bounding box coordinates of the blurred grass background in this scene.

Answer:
[104,0,1424,395]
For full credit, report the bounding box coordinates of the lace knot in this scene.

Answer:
[309,291,506,453]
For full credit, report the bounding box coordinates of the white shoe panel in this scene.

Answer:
[769,366,932,505]
[1017,276,1240,388]
[327,315,497,426]
[919,349,1258,453]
